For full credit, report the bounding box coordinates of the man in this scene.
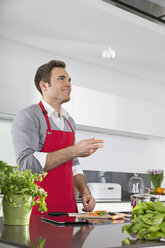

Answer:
[12,60,104,214]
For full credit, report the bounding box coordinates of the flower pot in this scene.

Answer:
[1,224,30,245]
[2,194,33,225]
[0,194,4,211]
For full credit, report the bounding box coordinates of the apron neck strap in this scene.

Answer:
[64,118,75,135]
[39,101,75,134]
[39,101,52,132]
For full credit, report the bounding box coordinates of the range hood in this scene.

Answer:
[103,0,165,25]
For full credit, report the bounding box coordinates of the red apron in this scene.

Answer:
[31,101,78,215]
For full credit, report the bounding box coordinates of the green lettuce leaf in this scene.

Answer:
[144,231,165,240]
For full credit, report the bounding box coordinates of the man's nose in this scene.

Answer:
[66,80,71,87]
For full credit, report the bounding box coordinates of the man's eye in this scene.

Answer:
[59,77,64,80]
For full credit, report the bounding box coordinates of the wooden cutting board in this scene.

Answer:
[108,211,132,218]
[47,211,131,220]
[68,213,111,219]
[67,212,129,220]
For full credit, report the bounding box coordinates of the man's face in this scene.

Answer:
[43,67,71,104]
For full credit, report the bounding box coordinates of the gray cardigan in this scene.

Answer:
[11,104,80,174]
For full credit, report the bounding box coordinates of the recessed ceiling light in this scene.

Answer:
[102,47,116,59]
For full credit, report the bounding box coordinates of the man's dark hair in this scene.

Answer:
[34,60,66,94]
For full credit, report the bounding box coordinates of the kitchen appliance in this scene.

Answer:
[87,183,121,201]
[130,194,160,208]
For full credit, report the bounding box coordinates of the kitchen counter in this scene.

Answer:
[76,198,130,203]
[0,216,165,248]
[76,198,165,213]
[76,198,133,213]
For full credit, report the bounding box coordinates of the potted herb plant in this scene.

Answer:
[0,160,47,225]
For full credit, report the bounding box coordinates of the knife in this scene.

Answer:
[48,212,68,216]
[48,212,92,217]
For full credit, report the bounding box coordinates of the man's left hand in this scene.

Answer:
[82,193,96,212]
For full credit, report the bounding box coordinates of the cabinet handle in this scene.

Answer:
[108,187,114,190]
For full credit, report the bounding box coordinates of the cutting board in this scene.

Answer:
[68,213,111,219]
[108,211,131,218]
[47,211,131,220]
[67,212,130,220]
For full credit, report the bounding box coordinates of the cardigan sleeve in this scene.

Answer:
[11,108,43,174]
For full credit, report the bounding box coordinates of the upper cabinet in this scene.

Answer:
[71,86,128,132]
[127,99,165,137]
[64,85,165,138]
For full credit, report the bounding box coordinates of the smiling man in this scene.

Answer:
[12,60,104,215]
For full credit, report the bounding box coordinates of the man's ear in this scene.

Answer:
[40,81,48,93]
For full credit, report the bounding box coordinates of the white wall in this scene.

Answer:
[0,119,16,166]
[1,119,165,175]
[76,130,165,173]
[1,39,165,184]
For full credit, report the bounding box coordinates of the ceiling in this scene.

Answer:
[0,0,165,85]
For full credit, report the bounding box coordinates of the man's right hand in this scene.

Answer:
[45,138,104,171]
[74,138,104,157]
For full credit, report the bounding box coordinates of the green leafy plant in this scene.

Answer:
[122,201,165,240]
[36,237,46,248]
[31,236,46,248]
[0,160,48,213]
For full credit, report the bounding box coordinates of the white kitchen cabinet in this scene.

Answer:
[148,105,165,137]
[127,99,165,137]
[90,89,127,131]
[71,86,93,127]
[127,99,151,135]
[64,85,128,131]
[64,85,165,138]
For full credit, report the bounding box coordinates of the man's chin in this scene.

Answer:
[62,97,70,103]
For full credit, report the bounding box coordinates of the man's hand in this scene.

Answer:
[74,138,104,157]
[45,138,104,171]
[82,193,96,212]
[74,174,96,212]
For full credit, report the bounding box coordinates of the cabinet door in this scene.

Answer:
[150,105,165,137]
[127,99,165,137]
[90,89,127,131]
[71,85,127,131]
[127,99,151,135]
[71,86,92,126]
[64,85,165,138]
